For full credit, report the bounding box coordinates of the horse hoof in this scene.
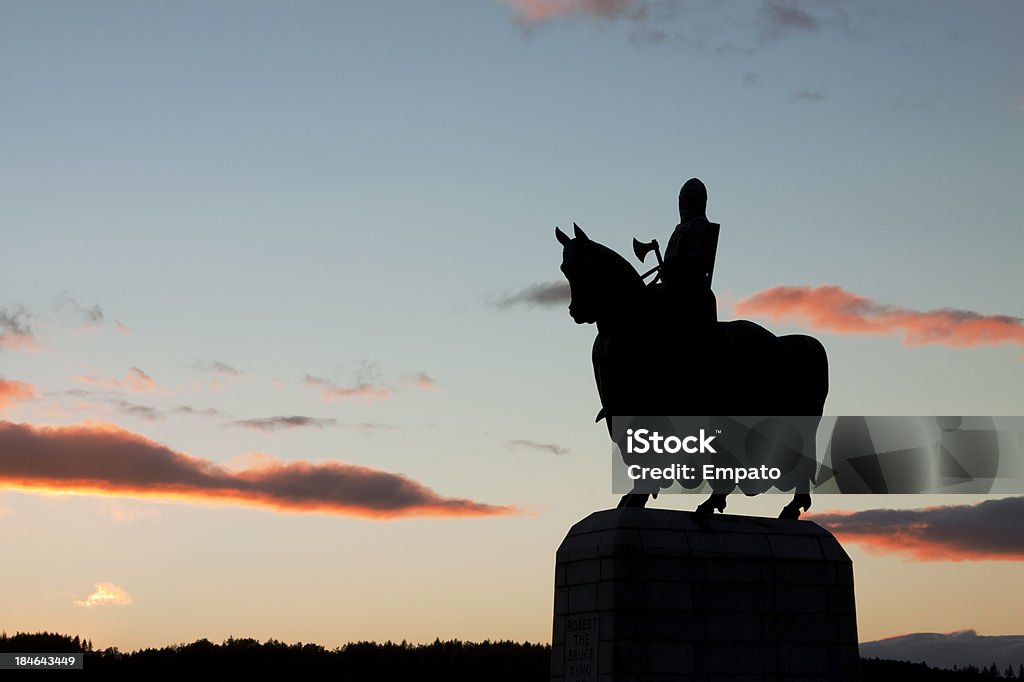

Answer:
[778,505,801,520]
[697,493,727,515]
[617,494,649,509]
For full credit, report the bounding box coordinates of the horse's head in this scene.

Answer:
[556,223,645,325]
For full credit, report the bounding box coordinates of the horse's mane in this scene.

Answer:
[575,239,647,299]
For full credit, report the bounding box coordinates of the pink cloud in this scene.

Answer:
[0,379,36,410]
[734,285,1024,348]
[0,421,517,519]
[75,367,157,392]
[304,374,393,401]
[810,497,1024,561]
[505,0,635,23]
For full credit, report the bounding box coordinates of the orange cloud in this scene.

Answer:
[0,379,36,410]
[0,421,517,519]
[304,374,393,401]
[734,285,1024,348]
[810,497,1024,561]
[505,0,634,23]
[73,582,132,607]
[75,367,157,392]
[103,501,160,523]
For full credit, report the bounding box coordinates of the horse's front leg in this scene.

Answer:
[779,493,811,519]
[695,493,727,514]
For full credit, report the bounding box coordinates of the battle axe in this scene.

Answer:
[632,237,664,282]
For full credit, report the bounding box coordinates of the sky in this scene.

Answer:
[1,0,1022,652]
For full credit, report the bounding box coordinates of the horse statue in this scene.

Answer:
[556,223,828,519]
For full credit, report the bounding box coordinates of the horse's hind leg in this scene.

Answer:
[696,493,727,514]
[779,493,811,520]
[617,493,650,509]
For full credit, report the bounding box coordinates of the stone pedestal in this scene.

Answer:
[550,508,860,682]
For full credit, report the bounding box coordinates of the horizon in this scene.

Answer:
[2,0,1022,656]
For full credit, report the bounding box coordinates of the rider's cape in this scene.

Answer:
[662,217,720,289]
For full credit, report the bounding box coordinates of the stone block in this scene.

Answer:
[599,611,633,642]
[599,529,644,557]
[640,529,690,556]
[598,579,647,611]
[705,557,763,584]
[645,580,693,610]
[769,534,824,560]
[569,583,598,612]
[647,642,694,674]
[775,584,828,614]
[773,560,835,586]
[687,531,771,558]
[705,612,763,642]
[567,559,603,586]
[695,643,777,675]
[633,611,705,642]
[778,642,831,675]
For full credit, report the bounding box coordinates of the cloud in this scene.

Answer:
[231,416,338,432]
[791,89,826,102]
[505,0,636,23]
[0,421,517,519]
[0,306,38,350]
[628,28,667,48]
[44,389,168,421]
[75,367,157,392]
[73,582,133,608]
[174,405,232,419]
[1014,98,1024,113]
[0,378,36,410]
[54,293,105,328]
[304,374,393,401]
[109,399,164,422]
[491,282,570,310]
[860,630,1024,672]
[505,0,849,51]
[192,359,245,378]
[344,422,398,434]
[409,372,438,391]
[759,0,819,38]
[734,284,1024,349]
[810,497,1024,561]
[507,439,571,456]
[103,502,160,523]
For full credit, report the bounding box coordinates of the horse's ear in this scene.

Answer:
[555,226,571,246]
[573,223,589,241]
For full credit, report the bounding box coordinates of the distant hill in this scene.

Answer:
[862,630,1024,671]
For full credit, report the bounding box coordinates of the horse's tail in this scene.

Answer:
[779,334,829,415]
[778,334,829,493]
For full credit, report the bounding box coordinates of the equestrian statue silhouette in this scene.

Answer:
[556,182,828,519]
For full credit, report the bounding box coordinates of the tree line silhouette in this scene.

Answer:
[3,631,1023,680]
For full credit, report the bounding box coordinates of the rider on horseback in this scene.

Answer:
[661,178,720,333]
